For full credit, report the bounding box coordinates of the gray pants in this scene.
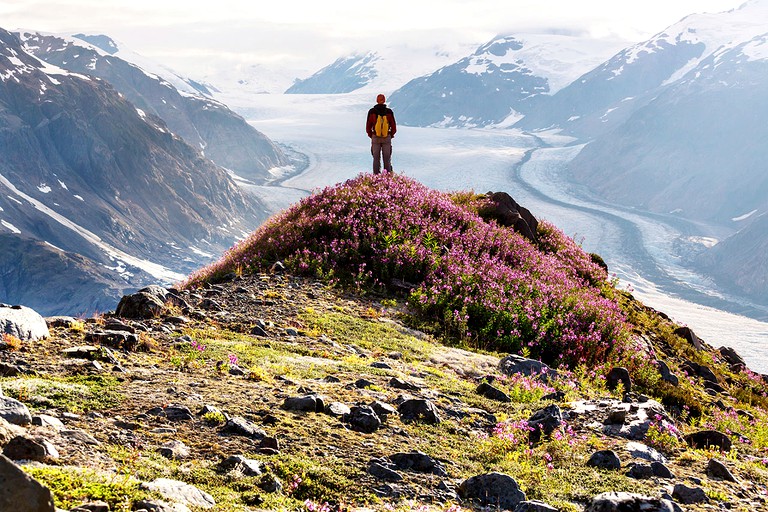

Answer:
[371,136,392,174]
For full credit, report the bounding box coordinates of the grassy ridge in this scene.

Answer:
[186,173,628,368]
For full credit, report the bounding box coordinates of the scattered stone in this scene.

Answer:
[283,395,323,413]
[459,472,526,509]
[284,327,299,337]
[499,354,553,380]
[370,400,397,419]
[31,414,64,429]
[719,346,746,371]
[674,326,706,351]
[250,325,268,337]
[514,500,559,512]
[541,390,566,401]
[45,316,78,329]
[476,382,511,402]
[398,399,441,424]
[586,450,621,471]
[158,440,190,460]
[480,192,538,242]
[115,286,169,319]
[627,463,654,479]
[371,362,392,369]
[707,458,737,482]
[389,377,419,391]
[585,492,675,512]
[354,378,375,389]
[672,483,708,505]
[258,436,280,452]
[657,360,679,386]
[346,406,381,433]
[141,478,215,509]
[0,396,32,426]
[70,500,110,512]
[0,453,55,511]
[0,362,22,376]
[684,430,732,451]
[258,474,283,493]
[220,416,266,439]
[606,367,632,393]
[651,461,674,479]
[222,455,263,476]
[389,451,448,477]
[133,499,188,512]
[3,436,59,461]
[61,429,101,446]
[84,330,140,351]
[0,304,49,341]
[604,407,628,425]
[527,404,562,443]
[163,405,194,422]
[368,459,404,482]
[325,402,351,418]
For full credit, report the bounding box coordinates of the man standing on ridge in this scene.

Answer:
[366,94,396,174]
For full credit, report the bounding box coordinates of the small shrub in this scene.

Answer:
[1,333,22,351]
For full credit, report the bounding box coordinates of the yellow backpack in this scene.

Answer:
[374,114,389,137]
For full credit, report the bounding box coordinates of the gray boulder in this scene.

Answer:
[459,472,526,509]
[672,484,708,505]
[398,399,441,424]
[514,501,559,512]
[0,396,32,426]
[115,286,169,319]
[499,354,554,380]
[0,304,49,341]
[585,492,675,512]
[0,454,55,511]
[140,478,215,509]
[706,458,737,482]
[587,450,621,471]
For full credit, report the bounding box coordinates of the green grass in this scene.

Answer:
[1,375,122,413]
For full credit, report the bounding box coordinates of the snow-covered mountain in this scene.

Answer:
[554,0,768,303]
[18,31,290,182]
[285,52,379,94]
[389,34,628,128]
[0,28,265,314]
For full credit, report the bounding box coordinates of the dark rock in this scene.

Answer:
[354,378,375,389]
[541,391,566,401]
[45,316,78,329]
[672,484,708,504]
[707,458,737,482]
[368,459,403,482]
[199,298,223,311]
[459,472,526,509]
[476,382,511,402]
[657,360,679,386]
[115,286,169,319]
[604,407,628,425]
[157,440,189,460]
[250,325,268,337]
[0,396,32,426]
[514,500,559,512]
[259,437,280,451]
[0,304,49,341]
[163,405,194,422]
[651,461,674,479]
[220,416,266,439]
[674,326,705,351]
[283,395,323,413]
[222,455,263,476]
[585,492,675,512]
[389,377,419,391]
[606,367,632,393]
[627,463,654,479]
[371,361,392,369]
[346,406,381,433]
[370,400,397,418]
[258,474,283,493]
[480,192,538,243]
[684,430,732,451]
[103,319,136,333]
[586,450,621,471]
[0,454,55,511]
[3,436,59,461]
[0,362,22,376]
[389,450,448,477]
[719,346,746,371]
[527,404,562,443]
[84,330,140,351]
[398,399,441,424]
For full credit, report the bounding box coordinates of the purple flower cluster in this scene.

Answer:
[185,173,629,367]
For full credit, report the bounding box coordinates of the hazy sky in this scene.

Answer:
[0,0,749,75]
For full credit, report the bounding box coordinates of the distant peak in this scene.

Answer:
[73,34,118,55]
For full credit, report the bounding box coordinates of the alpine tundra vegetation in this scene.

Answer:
[1,174,768,512]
